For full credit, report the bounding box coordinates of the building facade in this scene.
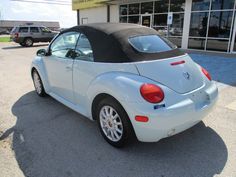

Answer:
[73,0,236,53]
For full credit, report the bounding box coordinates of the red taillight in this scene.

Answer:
[14,32,19,38]
[201,67,211,81]
[135,116,149,122]
[140,83,164,103]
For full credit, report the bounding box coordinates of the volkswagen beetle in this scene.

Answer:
[31,23,218,147]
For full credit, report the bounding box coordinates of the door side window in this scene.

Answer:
[30,27,39,33]
[50,32,80,58]
[75,33,94,62]
[19,27,29,33]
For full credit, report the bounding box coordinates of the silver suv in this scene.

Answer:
[10,25,58,47]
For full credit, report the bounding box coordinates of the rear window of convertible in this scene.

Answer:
[128,35,176,53]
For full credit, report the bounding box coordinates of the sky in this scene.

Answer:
[0,0,77,28]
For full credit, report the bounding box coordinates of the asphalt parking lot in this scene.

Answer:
[0,42,236,177]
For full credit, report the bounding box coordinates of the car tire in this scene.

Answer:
[96,97,135,147]
[32,70,46,97]
[24,38,33,47]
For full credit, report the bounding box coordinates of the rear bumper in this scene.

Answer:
[121,82,218,142]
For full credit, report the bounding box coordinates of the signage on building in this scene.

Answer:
[72,0,108,10]
[167,12,173,25]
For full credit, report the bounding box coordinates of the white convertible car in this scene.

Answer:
[31,23,218,147]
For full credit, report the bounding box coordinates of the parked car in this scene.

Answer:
[31,23,218,147]
[0,30,10,35]
[10,25,57,47]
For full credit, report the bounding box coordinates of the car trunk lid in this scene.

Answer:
[135,54,204,94]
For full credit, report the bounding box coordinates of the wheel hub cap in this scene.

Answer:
[99,105,123,142]
[26,39,32,46]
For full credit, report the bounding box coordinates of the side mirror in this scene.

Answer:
[36,49,47,56]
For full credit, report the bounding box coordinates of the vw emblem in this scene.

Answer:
[183,72,190,80]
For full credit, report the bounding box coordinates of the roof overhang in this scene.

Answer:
[102,0,155,5]
[72,0,109,10]
[72,0,154,10]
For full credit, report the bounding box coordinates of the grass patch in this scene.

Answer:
[0,37,10,42]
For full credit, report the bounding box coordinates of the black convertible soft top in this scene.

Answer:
[63,23,184,63]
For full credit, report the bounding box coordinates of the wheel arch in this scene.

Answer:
[91,92,137,141]
[86,72,153,120]
[24,36,33,40]
[91,93,118,120]
[31,67,37,77]
[31,59,50,93]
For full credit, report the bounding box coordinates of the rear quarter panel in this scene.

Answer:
[73,60,144,118]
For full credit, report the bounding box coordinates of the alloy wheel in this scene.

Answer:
[99,105,123,142]
[25,38,33,46]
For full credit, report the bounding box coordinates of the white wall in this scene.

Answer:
[181,0,192,49]
[80,6,107,24]
[110,5,119,23]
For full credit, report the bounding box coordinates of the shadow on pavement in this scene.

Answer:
[190,54,236,87]
[2,44,48,50]
[2,91,228,177]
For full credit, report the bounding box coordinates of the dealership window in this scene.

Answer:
[168,37,182,47]
[128,16,140,24]
[234,35,236,51]
[192,0,210,11]
[208,11,233,38]
[119,1,186,47]
[206,39,229,52]
[141,2,153,14]
[154,14,168,26]
[188,38,206,50]
[189,12,208,37]
[154,0,185,48]
[170,13,184,36]
[129,3,140,15]
[211,0,235,10]
[170,0,185,12]
[188,0,235,52]
[154,0,169,13]
[120,5,127,15]
[120,16,127,23]
[119,3,140,24]
[119,0,236,52]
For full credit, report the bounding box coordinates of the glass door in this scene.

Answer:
[141,15,152,27]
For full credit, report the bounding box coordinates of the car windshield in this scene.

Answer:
[128,35,177,53]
